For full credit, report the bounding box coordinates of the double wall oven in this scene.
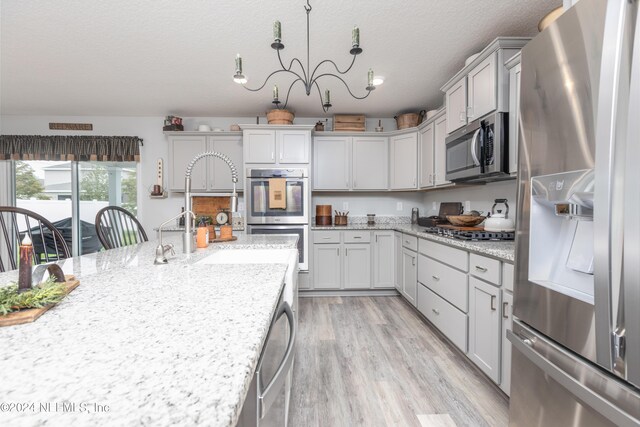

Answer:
[246,168,309,270]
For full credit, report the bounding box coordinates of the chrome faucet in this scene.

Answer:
[184,151,238,253]
[154,210,195,264]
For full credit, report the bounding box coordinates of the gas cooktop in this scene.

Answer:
[423,227,515,241]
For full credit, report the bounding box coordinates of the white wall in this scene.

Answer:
[421,180,518,219]
[0,114,397,230]
[312,192,424,217]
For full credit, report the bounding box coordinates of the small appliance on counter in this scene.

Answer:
[334,211,348,226]
[367,214,376,226]
[484,199,515,232]
[315,205,332,226]
[417,202,463,227]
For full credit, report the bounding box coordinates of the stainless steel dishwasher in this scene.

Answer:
[237,291,296,427]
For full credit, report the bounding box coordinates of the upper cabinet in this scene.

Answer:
[467,53,497,122]
[167,133,243,192]
[506,53,522,176]
[445,77,468,134]
[390,132,418,190]
[418,108,451,189]
[419,122,435,188]
[441,38,530,135]
[313,136,388,191]
[433,114,451,187]
[243,127,311,164]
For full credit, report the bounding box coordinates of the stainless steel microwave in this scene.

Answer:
[445,113,509,182]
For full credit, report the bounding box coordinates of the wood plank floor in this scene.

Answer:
[289,296,508,427]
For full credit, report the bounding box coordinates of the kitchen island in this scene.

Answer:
[0,234,298,427]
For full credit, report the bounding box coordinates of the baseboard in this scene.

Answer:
[299,289,400,297]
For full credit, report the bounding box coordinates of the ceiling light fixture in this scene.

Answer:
[232,0,376,112]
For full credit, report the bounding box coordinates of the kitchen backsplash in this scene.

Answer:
[313,215,411,225]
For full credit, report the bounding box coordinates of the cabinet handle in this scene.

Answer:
[491,295,497,311]
[337,248,339,256]
[428,174,432,184]
[353,180,357,188]
[405,240,410,244]
[412,256,416,266]
[271,151,275,160]
[345,248,348,256]
[432,275,440,281]
[502,302,509,319]
[413,178,416,187]
[459,111,466,122]
[467,106,474,119]
[346,181,349,187]
[375,235,378,243]
[280,151,283,160]
[475,265,488,272]
[432,308,440,315]
[354,236,361,239]
[322,237,331,240]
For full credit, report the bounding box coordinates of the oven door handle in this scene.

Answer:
[257,300,296,419]
[470,129,481,166]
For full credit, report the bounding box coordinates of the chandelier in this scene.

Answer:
[232,0,380,112]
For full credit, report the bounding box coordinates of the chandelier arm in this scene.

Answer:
[277,49,309,85]
[280,77,304,110]
[313,80,331,113]
[242,69,305,92]
[312,73,373,100]
[310,54,357,82]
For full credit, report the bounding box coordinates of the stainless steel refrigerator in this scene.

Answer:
[508,0,640,425]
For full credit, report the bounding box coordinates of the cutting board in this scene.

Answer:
[0,275,79,327]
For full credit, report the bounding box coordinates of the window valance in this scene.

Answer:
[0,135,142,162]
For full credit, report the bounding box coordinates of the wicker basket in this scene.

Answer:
[266,109,294,125]
[395,113,420,130]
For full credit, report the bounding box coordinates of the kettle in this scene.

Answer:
[484,199,515,232]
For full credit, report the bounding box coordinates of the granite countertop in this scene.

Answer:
[0,233,298,427]
[155,224,245,232]
[312,223,515,262]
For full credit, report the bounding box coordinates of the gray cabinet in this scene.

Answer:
[445,77,467,134]
[390,132,418,190]
[208,135,243,191]
[468,276,501,383]
[244,129,276,164]
[433,114,450,186]
[168,134,244,192]
[313,136,387,191]
[352,137,388,190]
[419,122,435,188]
[373,231,394,288]
[500,291,513,396]
[394,232,402,292]
[507,55,521,176]
[244,129,310,164]
[169,135,207,191]
[313,136,350,190]
[401,247,418,306]
[343,244,371,289]
[467,53,497,122]
[313,244,341,289]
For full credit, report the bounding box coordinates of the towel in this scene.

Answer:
[268,178,287,209]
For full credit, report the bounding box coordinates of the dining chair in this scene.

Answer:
[0,206,71,272]
[95,206,148,250]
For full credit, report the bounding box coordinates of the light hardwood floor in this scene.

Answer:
[289,296,509,427]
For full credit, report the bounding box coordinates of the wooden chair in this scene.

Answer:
[95,206,148,250]
[0,206,71,273]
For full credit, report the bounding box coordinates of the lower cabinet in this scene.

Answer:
[468,276,501,383]
[394,232,402,292]
[373,231,395,288]
[500,291,513,396]
[418,284,468,352]
[401,248,418,306]
[313,244,341,289]
[343,244,371,289]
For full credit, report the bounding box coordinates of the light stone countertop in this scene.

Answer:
[0,233,298,427]
[311,223,514,262]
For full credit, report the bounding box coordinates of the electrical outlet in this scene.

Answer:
[396,202,403,211]
[465,201,471,212]
[343,202,349,211]
[238,202,245,212]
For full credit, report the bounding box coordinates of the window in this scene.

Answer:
[14,160,138,255]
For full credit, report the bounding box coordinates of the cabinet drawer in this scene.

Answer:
[419,239,468,272]
[418,255,468,312]
[469,253,501,285]
[344,230,371,243]
[402,234,418,251]
[314,231,340,244]
[503,262,514,292]
[418,284,468,353]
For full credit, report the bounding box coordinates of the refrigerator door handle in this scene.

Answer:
[508,329,640,427]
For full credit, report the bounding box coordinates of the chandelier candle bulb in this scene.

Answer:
[325,89,330,104]
[368,69,374,86]
[18,235,33,293]
[273,20,281,41]
[235,54,242,73]
[273,85,279,100]
[352,26,359,46]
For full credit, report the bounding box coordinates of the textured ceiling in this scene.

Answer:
[1,0,560,117]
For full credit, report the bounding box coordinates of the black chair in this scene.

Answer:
[0,206,71,272]
[95,206,148,250]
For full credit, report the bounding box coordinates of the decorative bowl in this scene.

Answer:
[446,215,486,227]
